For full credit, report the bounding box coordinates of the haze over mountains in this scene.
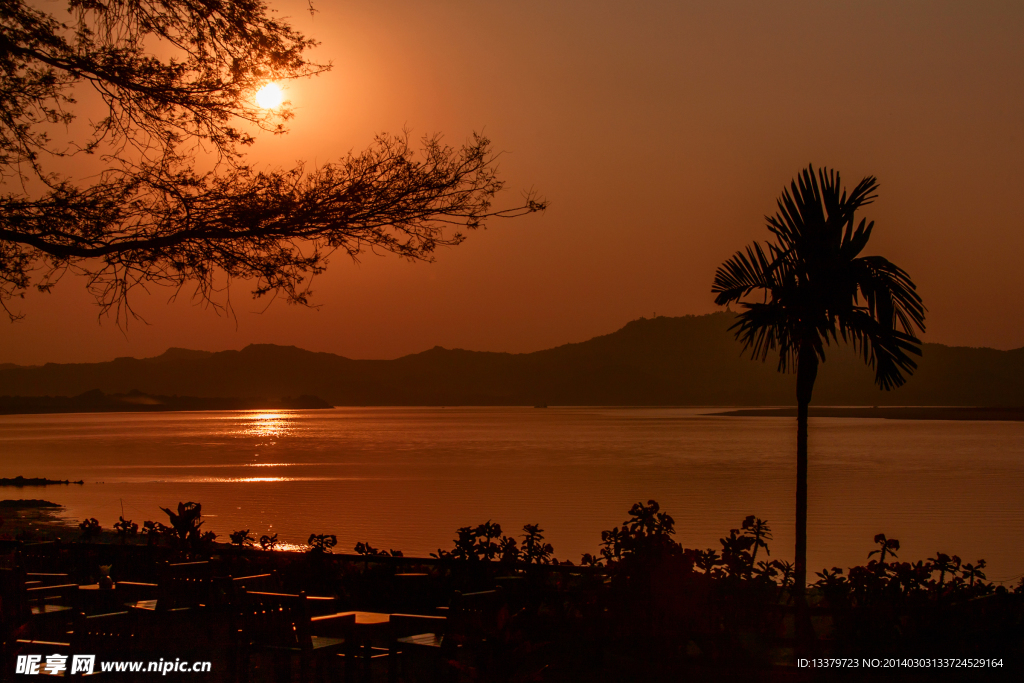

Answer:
[1,313,1021,407]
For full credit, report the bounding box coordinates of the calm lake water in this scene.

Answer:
[1,407,1021,584]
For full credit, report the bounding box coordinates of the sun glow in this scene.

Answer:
[255,82,284,109]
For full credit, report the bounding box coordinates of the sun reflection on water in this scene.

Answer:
[176,476,377,483]
[237,412,291,439]
[273,542,309,553]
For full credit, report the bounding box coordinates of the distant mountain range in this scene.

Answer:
[1,313,1022,406]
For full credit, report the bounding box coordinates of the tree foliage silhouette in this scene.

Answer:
[0,0,544,321]
[712,165,925,599]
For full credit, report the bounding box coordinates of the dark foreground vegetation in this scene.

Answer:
[2,500,1020,681]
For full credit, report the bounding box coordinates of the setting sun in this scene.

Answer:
[254,82,284,109]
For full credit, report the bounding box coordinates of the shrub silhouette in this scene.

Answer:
[520,524,554,564]
[113,516,137,543]
[159,502,208,551]
[259,533,279,551]
[742,515,772,563]
[868,533,900,563]
[230,529,255,547]
[354,541,402,557]
[79,517,101,540]
[431,521,535,562]
[307,533,337,554]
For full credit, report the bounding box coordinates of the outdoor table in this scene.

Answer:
[305,593,338,615]
[77,584,121,614]
[333,611,391,682]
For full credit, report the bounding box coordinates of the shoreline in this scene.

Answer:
[0,499,82,542]
[710,406,1024,421]
[0,391,332,416]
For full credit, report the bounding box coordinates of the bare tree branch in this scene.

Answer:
[0,0,545,322]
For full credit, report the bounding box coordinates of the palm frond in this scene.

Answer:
[767,167,824,249]
[839,310,922,390]
[711,242,776,305]
[712,165,924,392]
[850,256,926,336]
[732,302,800,372]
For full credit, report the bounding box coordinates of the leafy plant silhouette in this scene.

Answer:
[113,516,137,544]
[521,524,554,565]
[474,521,504,560]
[598,500,680,566]
[259,533,279,551]
[929,552,960,595]
[773,560,795,589]
[498,535,519,564]
[354,541,403,557]
[719,528,756,577]
[961,560,986,588]
[230,529,256,547]
[712,166,925,598]
[142,520,170,547]
[868,534,900,563]
[432,521,524,562]
[159,502,209,550]
[693,549,721,575]
[741,516,772,564]
[79,517,101,540]
[307,534,337,554]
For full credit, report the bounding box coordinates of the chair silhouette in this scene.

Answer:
[388,613,449,683]
[211,571,282,606]
[14,610,138,675]
[239,590,353,682]
[126,560,212,611]
[1,566,78,643]
[73,609,139,655]
[389,588,507,683]
[24,572,71,587]
[446,588,509,679]
[16,542,60,573]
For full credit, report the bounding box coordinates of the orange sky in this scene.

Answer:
[3,0,1023,365]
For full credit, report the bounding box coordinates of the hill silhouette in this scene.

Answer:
[1,313,1021,406]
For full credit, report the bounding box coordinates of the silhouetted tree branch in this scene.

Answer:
[0,0,545,321]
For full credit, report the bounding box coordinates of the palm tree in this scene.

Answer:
[712,165,925,598]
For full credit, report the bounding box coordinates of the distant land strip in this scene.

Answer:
[711,407,1024,421]
[0,499,62,507]
[0,391,332,415]
[0,477,83,487]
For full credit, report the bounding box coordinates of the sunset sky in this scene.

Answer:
[2,0,1023,365]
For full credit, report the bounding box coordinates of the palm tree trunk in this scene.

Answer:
[796,398,808,591]
[795,344,818,652]
[794,344,818,594]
